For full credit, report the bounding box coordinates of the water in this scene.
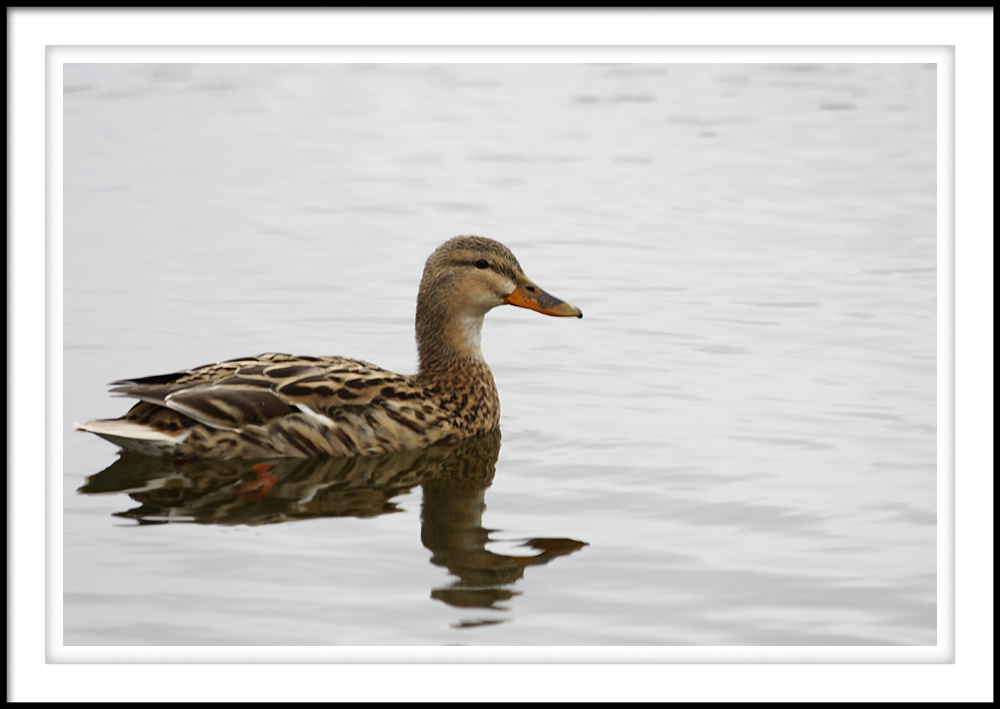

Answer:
[63,63,937,646]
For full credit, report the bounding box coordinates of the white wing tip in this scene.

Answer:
[76,419,184,443]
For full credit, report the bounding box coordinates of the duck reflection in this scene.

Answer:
[78,431,587,614]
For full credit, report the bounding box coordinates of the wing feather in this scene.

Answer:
[105,353,432,435]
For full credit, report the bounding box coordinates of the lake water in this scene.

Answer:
[62,62,938,647]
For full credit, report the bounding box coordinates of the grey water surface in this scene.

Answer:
[63,62,937,646]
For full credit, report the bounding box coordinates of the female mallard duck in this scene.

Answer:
[77,235,582,459]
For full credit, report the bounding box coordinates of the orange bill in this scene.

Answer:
[503,273,583,318]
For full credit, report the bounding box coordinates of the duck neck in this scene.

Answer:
[415,297,489,380]
[414,297,500,431]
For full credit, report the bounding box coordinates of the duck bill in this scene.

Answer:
[503,273,583,318]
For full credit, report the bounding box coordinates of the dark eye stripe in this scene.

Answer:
[455,258,518,282]
[456,258,493,271]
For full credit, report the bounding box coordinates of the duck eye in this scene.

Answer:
[474,259,490,269]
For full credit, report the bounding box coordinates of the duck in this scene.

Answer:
[76,235,582,459]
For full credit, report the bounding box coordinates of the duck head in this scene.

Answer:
[415,235,582,367]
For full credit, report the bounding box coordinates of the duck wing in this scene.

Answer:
[110,353,410,428]
[84,352,449,458]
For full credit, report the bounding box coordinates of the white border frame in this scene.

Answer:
[10,8,993,703]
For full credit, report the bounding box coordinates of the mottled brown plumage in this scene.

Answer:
[77,235,582,459]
